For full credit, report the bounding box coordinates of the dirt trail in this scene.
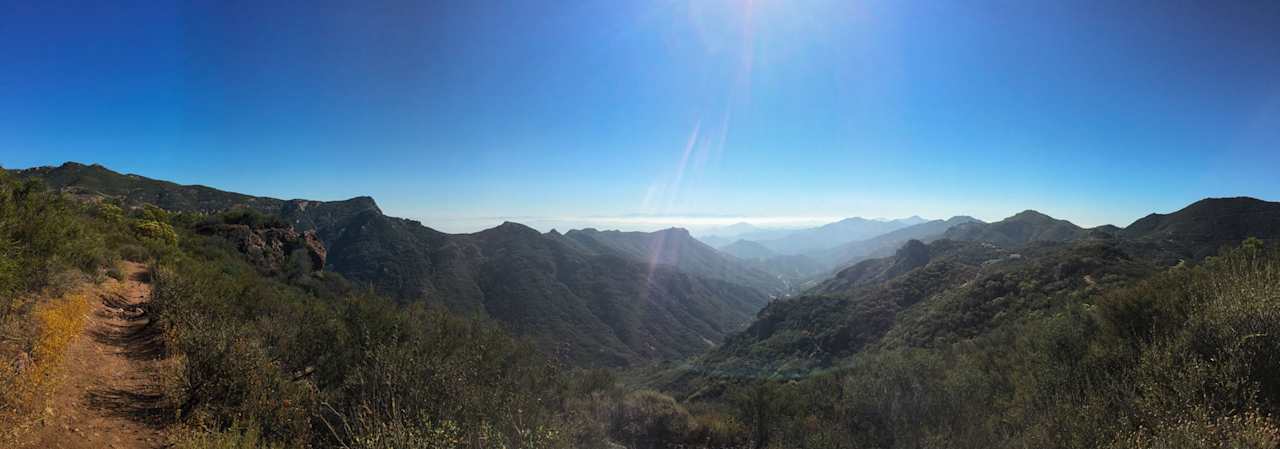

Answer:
[17,262,169,449]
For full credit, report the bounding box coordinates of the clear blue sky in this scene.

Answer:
[2,0,1278,233]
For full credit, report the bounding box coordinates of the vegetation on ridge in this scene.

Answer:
[17,162,775,367]
[6,165,1280,448]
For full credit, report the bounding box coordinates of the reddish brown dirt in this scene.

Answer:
[16,262,169,449]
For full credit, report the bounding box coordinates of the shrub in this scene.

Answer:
[611,390,695,449]
[214,209,288,229]
[96,202,124,224]
[133,220,178,246]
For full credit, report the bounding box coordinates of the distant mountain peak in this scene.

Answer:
[655,227,692,237]
[496,220,536,231]
[943,209,1083,246]
[282,195,382,217]
[1185,196,1268,211]
[471,221,545,241]
[1009,210,1055,221]
[342,195,381,211]
[50,160,121,174]
[836,217,872,224]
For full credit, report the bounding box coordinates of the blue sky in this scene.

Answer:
[2,0,1278,233]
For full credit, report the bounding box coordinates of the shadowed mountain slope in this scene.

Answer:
[1121,197,1280,258]
[16,162,772,366]
[563,228,786,296]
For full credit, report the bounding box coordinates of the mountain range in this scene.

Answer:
[808,215,984,269]
[661,197,1280,397]
[20,162,1280,376]
[15,162,773,366]
[779,216,928,253]
[712,216,985,292]
[695,222,788,248]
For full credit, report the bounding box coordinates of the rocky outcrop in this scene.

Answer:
[195,223,327,275]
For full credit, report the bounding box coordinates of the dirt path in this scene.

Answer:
[17,262,169,449]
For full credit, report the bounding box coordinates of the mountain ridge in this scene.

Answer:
[15,161,774,366]
[810,215,984,269]
[662,197,1280,397]
[943,209,1088,245]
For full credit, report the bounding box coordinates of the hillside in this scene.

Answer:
[683,238,1029,380]
[1122,196,1280,258]
[943,210,1087,245]
[14,162,772,366]
[16,162,284,213]
[809,215,983,269]
[653,237,1280,448]
[563,228,786,296]
[718,239,776,260]
[0,169,640,448]
[664,201,1279,398]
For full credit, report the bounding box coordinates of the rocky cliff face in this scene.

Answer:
[195,223,327,275]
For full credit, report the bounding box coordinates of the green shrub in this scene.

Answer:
[140,203,170,222]
[213,209,288,229]
[96,202,124,224]
[133,220,178,246]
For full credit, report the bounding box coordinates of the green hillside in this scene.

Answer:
[15,162,773,366]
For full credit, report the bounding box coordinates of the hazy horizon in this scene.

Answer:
[6,159,1274,235]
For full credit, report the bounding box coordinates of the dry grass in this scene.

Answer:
[0,285,94,440]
